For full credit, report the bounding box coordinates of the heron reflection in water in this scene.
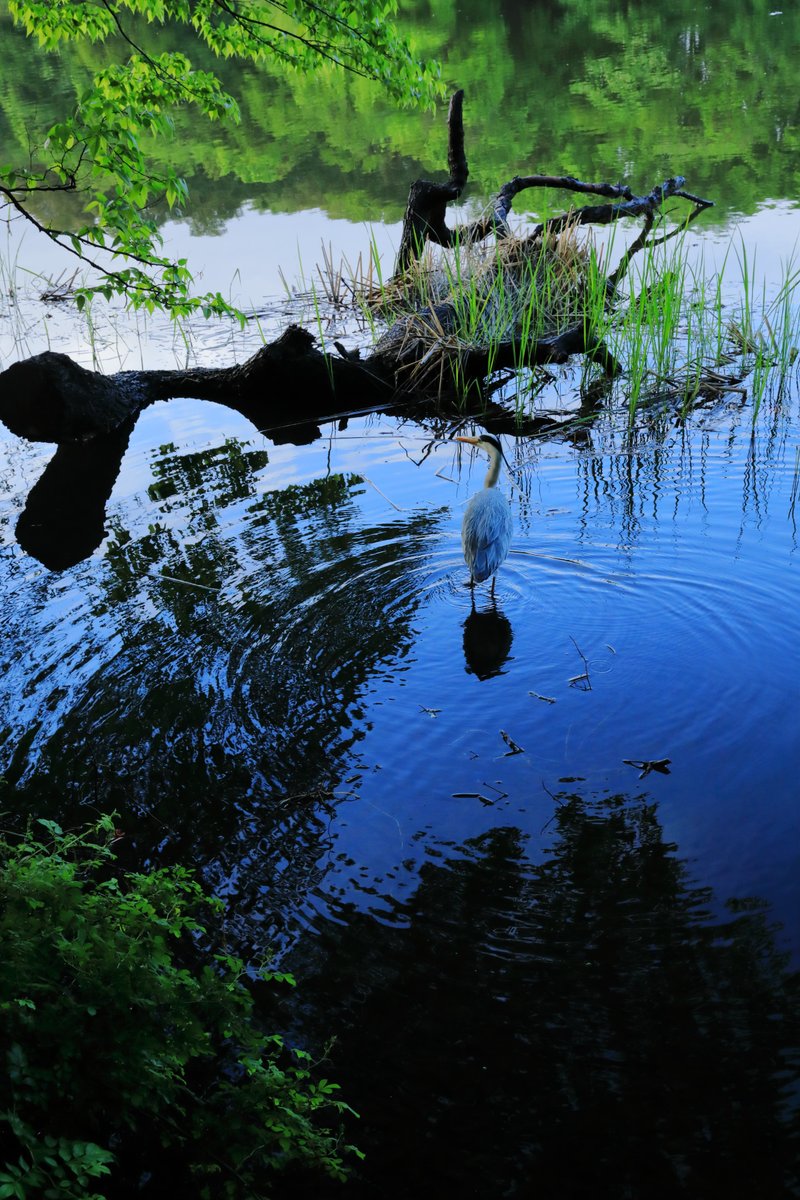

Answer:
[463,601,513,679]
[454,433,513,592]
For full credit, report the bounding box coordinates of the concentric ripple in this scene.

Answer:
[1,406,798,970]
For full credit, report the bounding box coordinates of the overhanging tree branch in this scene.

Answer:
[3,0,445,316]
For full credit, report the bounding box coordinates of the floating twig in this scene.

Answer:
[39,268,80,303]
[360,475,405,511]
[452,791,495,806]
[539,778,567,833]
[500,729,525,755]
[151,570,220,593]
[568,636,592,690]
[623,757,672,779]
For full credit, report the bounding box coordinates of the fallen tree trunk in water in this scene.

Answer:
[0,316,622,447]
[0,327,395,444]
[7,328,604,571]
[0,88,714,448]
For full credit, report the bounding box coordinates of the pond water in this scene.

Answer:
[1,2,800,1196]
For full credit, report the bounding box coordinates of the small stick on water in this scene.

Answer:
[360,796,405,847]
[539,778,566,833]
[568,636,592,690]
[151,570,220,593]
[623,758,672,779]
[500,729,525,755]
[435,467,459,483]
[452,791,495,806]
[529,690,557,704]
[400,436,439,467]
[360,475,405,511]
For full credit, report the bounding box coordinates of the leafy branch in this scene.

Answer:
[0,814,361,1197]
[3,0,445,318]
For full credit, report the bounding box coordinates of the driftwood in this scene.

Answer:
[0,327,395,445]
[394,90,711,273]
[394,90,470,274]
[0,89,715,567]
[0,90,714,445]
[1,328,594,447]
[383,89,712,384]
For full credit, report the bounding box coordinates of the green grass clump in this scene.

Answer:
[0,814,359,1199]
[591,231,800,423]
[376,225,591,345]
[310,219,800,422]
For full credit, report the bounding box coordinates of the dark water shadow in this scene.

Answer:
[4,456,448,960]
[11,399,351,570]
[462,597,513,679]
[280,793,800,1200]
[15,417,136,570]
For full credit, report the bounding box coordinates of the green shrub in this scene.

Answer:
[0,815,359,1198]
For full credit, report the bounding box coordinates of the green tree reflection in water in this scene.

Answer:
[287,793,800,1199]
[2,434,448,952]
[2,0,798,232]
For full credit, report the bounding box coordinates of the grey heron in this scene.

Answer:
[455,433,513,588]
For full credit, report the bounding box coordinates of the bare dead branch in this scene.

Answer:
[446,89,468,193]
[393,91,714,273]
[394,90,469,273]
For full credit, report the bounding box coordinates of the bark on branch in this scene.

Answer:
[394,170,713,274]
[394,90,469,274]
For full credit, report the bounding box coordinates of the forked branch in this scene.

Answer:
[394,93,713,278]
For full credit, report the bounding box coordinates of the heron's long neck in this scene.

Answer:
[484,452,501,489]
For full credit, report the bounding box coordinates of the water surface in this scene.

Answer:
[1,1,799,1194]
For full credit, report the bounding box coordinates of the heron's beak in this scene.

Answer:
[454,436,480,446]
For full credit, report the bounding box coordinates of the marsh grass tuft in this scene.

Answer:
[374,224,591,340]
[547,228,800,423]
[303,219,800,424]
[364,224,601,397]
